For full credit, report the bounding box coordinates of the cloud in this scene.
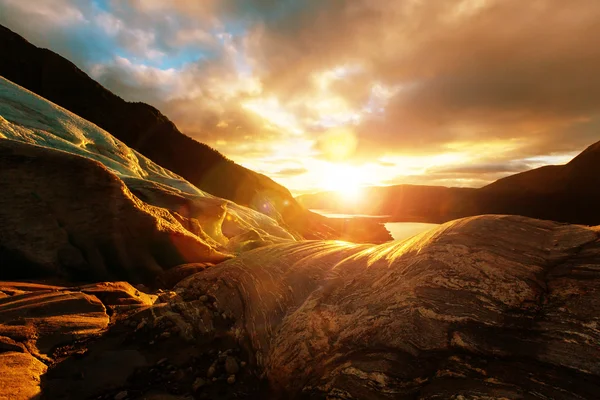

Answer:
[95,12,165,59]
[2,0,600,192]
[428,162,534,175]
[273,167,308,177]
[246,0,600,157]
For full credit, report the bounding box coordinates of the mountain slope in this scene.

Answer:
[0,25,393,242]
[476,140,600,223]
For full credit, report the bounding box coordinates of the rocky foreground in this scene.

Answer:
[1,215,599,399]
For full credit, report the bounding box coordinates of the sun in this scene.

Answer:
[320,164,365,201]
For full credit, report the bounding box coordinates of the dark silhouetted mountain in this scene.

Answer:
[0,25,391,242]
[475,140,600,224]
[299,139,600,225]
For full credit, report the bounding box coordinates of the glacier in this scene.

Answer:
[0,76,295,251]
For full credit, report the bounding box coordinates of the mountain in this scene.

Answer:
[0,24,391,243]
[0,76,296,284]
[476,140,600,223]
[299,139,600,225]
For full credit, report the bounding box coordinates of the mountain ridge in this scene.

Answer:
[299,138,600,225]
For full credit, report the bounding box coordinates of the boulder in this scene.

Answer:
[0,351,47,400]
[79,281,157,306]
[177,215,600,398]
[156,263,213,288]
[0,289,109,357]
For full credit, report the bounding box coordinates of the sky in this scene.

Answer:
[1,0,599,195]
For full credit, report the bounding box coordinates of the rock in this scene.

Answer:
[0,215,598,399]
[206,365,216,378]
[224,356,239,375]
[138,393,191,400]
[44,349,148,399]
[135,319,147,331]
[0,281,63,294]
[135,283,151,293]
[79,282,158,306]
[0,335,26,353]
[157,263,213,288]
[0,289,109,357]
[199,295,208,302]
[114,390,128,400]
[0,351,47,400]
[227,375,236,384]
[0,138,232,284]
[192,377,206,391]
[176,215,600,399]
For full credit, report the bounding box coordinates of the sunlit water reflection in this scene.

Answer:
[310,209,439,240]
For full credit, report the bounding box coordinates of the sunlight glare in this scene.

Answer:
[320,164,366,201]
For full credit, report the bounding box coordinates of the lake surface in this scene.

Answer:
[310,209,391,219]
[310,209,439,241]
[384,222,439,241]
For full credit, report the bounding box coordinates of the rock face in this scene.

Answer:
[0,24,392,243]
[0,138,231,283]
[0,282,111,400]
[0,351,47,400]
[0,281,164,400]
[177,215,600,399]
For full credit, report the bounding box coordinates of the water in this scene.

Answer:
[310,209,390,219]
[384,222,439,241]
[310,209,439,241]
